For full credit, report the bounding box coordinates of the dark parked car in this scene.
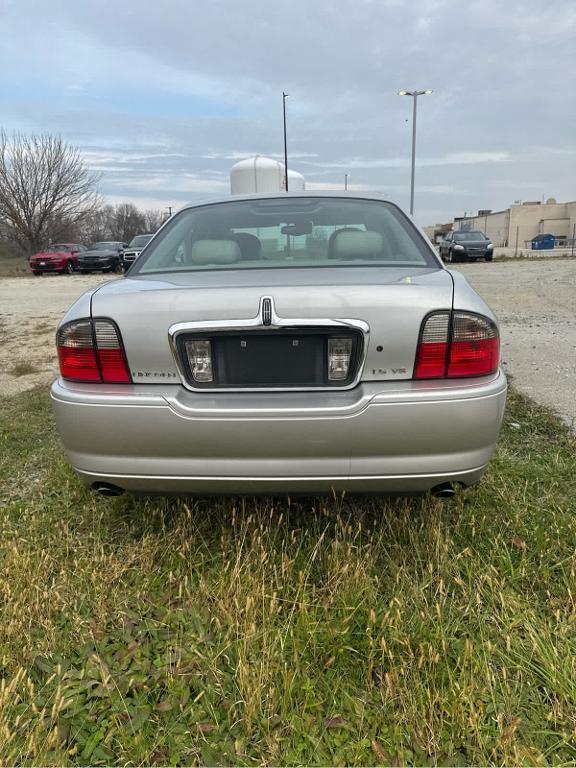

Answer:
[439,231,494,263]
[122,234,154,271]
[77,241,127,273]
[29,243,86,275]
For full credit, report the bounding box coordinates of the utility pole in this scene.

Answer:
[344,173,349,190]
[282,91,289,191]
[398,89,433,216]
[166,206,173,218]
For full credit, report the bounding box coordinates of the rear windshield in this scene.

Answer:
[132,197,436,274]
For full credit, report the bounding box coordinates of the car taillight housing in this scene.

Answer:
[414,311,499,379]
[57,319,131,383]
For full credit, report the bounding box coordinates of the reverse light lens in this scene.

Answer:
[186,339,213,382]
[328,337,353,381]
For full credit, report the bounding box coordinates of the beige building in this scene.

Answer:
[453,199,576,248]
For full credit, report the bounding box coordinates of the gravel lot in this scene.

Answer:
[453,260,576,429]
[1,261,575,428]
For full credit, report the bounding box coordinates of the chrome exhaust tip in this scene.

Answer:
[431,482,456,499]
[91,482,124,497]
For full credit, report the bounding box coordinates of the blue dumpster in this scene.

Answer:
[531,233,555,250]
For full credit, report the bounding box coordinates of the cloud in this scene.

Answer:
[202,151,319,161]
[0,0,574,223]
[302,151,511,170]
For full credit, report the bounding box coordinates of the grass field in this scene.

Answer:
[0,251,30,278]
[0,386,575,765]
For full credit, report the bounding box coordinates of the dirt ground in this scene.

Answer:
[1,261,575,428]
[454,260,576,429]
[0,274,115,397]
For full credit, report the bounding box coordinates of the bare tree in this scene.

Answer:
[112,203,146,243]
[143,208,165,233]
[77,203,165,245]
[0,131,100,253]
[78,204,116,244]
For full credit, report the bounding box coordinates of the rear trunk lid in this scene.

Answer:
[91,266,453,384]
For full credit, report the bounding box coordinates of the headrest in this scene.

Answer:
[331,230,384,259]
[232,232,262,260]
[190,240,241,265]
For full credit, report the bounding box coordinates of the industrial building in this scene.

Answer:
[426,198,576,248]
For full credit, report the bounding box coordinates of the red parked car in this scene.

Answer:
[29,243,86,275]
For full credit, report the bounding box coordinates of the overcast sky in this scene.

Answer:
[1,0,574,224]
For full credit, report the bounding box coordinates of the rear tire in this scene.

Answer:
[64,260,74,274]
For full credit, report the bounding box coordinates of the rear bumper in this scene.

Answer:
[51,371,507,495]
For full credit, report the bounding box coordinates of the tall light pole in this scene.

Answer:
[399,89,432,216]
[344,173,349,190]
[282,91,289,191]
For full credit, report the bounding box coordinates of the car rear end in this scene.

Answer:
[51,194,506,496]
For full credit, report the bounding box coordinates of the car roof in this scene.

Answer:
[178,190,392,212]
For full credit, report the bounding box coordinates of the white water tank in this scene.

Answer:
[230,155,305,194]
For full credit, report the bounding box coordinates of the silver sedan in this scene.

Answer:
[51,192,506,497]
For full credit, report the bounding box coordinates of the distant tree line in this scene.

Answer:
[0,131,167,256]
[79,203,166,246]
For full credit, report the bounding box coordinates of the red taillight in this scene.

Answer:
[414,311,499,379]
[57,319,131,383]
[93,321,131,383]
[414,312,450,379]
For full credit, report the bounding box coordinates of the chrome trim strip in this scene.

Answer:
[168,295,370,392]
[78,466,487,481]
